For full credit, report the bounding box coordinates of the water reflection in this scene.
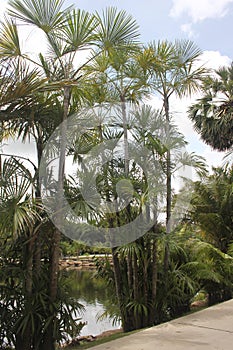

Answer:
[63,269,121,336]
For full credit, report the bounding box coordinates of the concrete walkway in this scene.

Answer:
[90,299,233,349]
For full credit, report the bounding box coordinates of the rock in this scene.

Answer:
[190,299,208,308]
[96,328,122,339]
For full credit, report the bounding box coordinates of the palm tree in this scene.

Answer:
[190,166,233,253]
[189,63,233,151]
[0,156,84,350]
[83,46,154,330]
[0,157,40,350]
[145,39,207,270]
[1,1,144,347]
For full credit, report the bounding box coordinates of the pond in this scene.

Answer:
[64,269,121,336]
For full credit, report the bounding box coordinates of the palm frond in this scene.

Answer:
[8,0,72,33]
[0,16,22,61]
[95,7,140,51]
[188,62,233,151]
[62,9,97,53]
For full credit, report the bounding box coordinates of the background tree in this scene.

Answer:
[190,166,233,253]
[189,63,233,151]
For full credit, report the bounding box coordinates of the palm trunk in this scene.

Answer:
[33,132,43,274]
[50,86,70,297]
[149,234,158,325]
[111,247,126,329]
[15,235,34,350]
[164,94,171,273]
[127,253,133,290]
[121,95,129,176]
[43,86,71,350]
[132,251,139,300]
[132,250,141,328]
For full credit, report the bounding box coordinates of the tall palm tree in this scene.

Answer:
[2,1,143,347]
[84,47,153,330]
[189,63,233,151]
[145,39,207,270]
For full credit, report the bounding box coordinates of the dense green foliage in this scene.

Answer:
[189,64,233,151]
[0,0,232,349]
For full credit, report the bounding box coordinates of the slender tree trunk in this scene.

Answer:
[132,251,139,300]
[43,86,71,350]
[132,250,140,328]
[24,237,34,350]
[149,234,158,325]
[111,247,127,330]
[164,94,171,273]
[127,253,133,291]
[151,238,158,302]
[34,133,43,274]
[35,131,43,198]
[121,95,129,176]
[15,235,34,350]
[114,94,135,331]
[51,86,70,295]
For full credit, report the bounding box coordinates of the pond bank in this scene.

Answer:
[59,254,112,269]
[71,298,233,350]
[61,328,123,348]
[60,299,209,349]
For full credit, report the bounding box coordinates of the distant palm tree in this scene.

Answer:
[189,63,233,151]
[190,166,233,253]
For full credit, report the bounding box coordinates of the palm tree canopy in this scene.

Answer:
[0,157,40,237]
[94,7,140,51]
[8,0,72,32]
[145,39,207,98]
[189,63,233,151]
[190,166,233,253]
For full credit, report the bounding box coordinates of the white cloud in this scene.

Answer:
[200,50,231,69]
[0,0,8,20]
[180,23,196,38]
[170,0,233,22]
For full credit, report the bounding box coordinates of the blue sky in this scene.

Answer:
[70,0,233,57]
[1,0,233,169]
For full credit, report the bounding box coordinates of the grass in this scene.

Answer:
[59,329,140,350]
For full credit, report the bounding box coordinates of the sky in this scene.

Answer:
[0,0,232,171]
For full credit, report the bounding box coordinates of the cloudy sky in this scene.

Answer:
[1,0,232,170]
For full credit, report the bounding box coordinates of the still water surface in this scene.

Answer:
[65,269,121,336]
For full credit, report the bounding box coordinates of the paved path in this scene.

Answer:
[90,299,233,349]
